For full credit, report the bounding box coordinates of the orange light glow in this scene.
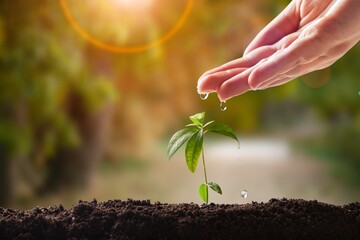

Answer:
[112,0,154,11]
[59,0,194,53]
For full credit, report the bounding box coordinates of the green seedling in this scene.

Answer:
[167,112,239,204]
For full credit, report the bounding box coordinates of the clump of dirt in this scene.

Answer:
[0,198,359,240]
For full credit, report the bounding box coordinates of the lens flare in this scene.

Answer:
[60,0,194,53]
[301,67,331,88]
[112,0,153,11]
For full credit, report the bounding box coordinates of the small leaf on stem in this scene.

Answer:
[189,112,205,126]
[208,182,222,195]
[185,130,203,173]
[207,123,240,148]
[202,120,215,128]
[185,123,199,128]
[167,127,198,160]
[199,183,208,204]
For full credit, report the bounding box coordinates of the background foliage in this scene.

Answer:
[0,0,359,207]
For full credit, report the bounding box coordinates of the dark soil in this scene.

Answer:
[0,198,359,240]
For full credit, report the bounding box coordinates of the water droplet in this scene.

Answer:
[200,93,209,100]
[241,190,248,199]
[220,101,227,111]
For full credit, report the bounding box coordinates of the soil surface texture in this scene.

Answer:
[0,198,359,240]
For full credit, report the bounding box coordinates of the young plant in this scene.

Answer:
[167,112,239,204]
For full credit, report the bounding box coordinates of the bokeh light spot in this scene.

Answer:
[301,67,331,88]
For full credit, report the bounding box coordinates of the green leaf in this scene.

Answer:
[185,130,203,173]
[203,120,215,128]
[189,112,205,126]
[185,123,199,128]
[167,127,198,159]
[199,183,208,204]
[208,182,222,195]
[207,123,240,148]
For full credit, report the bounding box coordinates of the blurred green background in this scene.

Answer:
[0,0,359,209]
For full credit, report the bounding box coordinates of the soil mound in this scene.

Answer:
[1,198,359,240]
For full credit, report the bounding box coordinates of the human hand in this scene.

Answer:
[197,0,360,101]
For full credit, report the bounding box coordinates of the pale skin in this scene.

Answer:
[197,0,360,102]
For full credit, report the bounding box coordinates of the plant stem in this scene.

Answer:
[201,145,208,185]
[201,144,209,204]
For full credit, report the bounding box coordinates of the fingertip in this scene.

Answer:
[217,92,229,103]
[196,78,207,94]
[198,71,210,82]
[197,69,223,92]
[197,75,215,94]
[217,81,232,102]
[217,90,228,102]
[197,86,210,95]
[197,76,206,93]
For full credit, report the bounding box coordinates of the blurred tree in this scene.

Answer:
[1,0,358,206]
[0,0,116,206]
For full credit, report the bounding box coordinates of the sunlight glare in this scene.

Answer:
[113,0,154,11]
[60,0,194,52]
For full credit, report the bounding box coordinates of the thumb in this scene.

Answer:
[244,2,299,55]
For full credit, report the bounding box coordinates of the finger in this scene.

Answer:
[273,31,301,50]
[244,2,299,55]
[248,38,314,89]
[217,68,254,101]
[255,53,331,90]
[198,45,277,81]
[257,76,294,90]
[197,68,247,94]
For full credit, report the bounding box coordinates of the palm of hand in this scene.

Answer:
[198,0,360,101]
